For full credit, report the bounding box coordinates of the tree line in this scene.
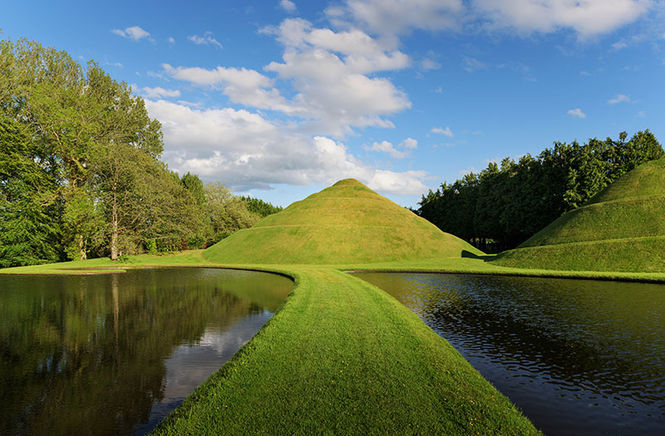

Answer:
[418,130,663,252]
[0,39,280,267]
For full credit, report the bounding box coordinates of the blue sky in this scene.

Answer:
[2,0,664,207]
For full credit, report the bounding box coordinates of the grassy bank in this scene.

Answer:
[7,251,665,433]
[6,171,665,434]
[152,267,538,435]
[5,250,665,283]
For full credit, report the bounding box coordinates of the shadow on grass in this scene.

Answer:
[462,250,498,261]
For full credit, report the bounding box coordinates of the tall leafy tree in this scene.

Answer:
[0,118,58,266]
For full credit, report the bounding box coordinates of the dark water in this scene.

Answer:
[354,272,665,435]
[0,268,293,436]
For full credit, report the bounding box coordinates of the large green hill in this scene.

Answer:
[204,179,482,264]
[494,158,665,272]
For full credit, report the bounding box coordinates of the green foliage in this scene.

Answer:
[205,179,482,265]
[145,238,157,254]
[493,158,665,272]
[204,183,259,244]
[0,37,218,265]
[180,172,206,206]
[419,131,663,251]
[240,195,283,217]
[0,118,59,267]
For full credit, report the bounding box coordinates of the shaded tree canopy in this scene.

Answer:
[418,130,664,251]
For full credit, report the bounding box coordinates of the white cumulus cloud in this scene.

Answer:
[431,126,454,137]
[162,64,298,114]
[169,18,411,136]
[188,31,223,48]
[368,137,418,158]
[264,18,411,135]
[369,141,408,158]
[567,108,587,118]
[608,94,631,104]
[111,26,152,41]
[330,0,464,42]
[145,99,428,195]
[328,0,652,41]
[280,0,297,12]
[135,86,181,99]
[400,137,418,149]
[472,0,652,38]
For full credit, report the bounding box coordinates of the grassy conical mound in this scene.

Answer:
[205,179,482,264]
[494,158,665,272]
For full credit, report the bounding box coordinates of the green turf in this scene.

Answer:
[151,267,538,435]
[493,158,665,272]
[204,179,482,264]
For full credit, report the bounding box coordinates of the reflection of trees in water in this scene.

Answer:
[0,268,290,436]
[358,273,665,405]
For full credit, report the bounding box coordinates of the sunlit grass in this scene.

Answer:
[204,179,482,265]
[152,267,539,435]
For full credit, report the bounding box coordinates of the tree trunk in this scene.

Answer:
[78,234,87,261]
[110,191,119,260]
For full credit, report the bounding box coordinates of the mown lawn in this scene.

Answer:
[152,267,539,435]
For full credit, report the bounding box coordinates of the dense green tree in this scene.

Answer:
[205,183,260,244]
[240,196,283,217]
[0,118,58,266]
[181,172,206,206]
[419,130,664,251]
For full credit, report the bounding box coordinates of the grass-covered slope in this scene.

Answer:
[205,179,482,264]
[494,158,665,272]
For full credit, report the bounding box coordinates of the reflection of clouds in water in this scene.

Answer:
[137,311,271,434]
[164,312,270,398]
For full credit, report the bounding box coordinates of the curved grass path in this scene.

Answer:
[3,254,541,434]
[10,252,665,434]
[152,267,538,435]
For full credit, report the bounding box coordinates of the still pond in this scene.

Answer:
[0,268,293,435]
[355,272,665,435]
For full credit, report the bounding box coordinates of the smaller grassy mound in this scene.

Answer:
[153,268,539,435]
[205,179,482,265]
[494,159,665,272]
[589,158,665,204]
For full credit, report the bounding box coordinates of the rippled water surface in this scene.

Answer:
[354,272,665,435]
[0,268,293,435]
